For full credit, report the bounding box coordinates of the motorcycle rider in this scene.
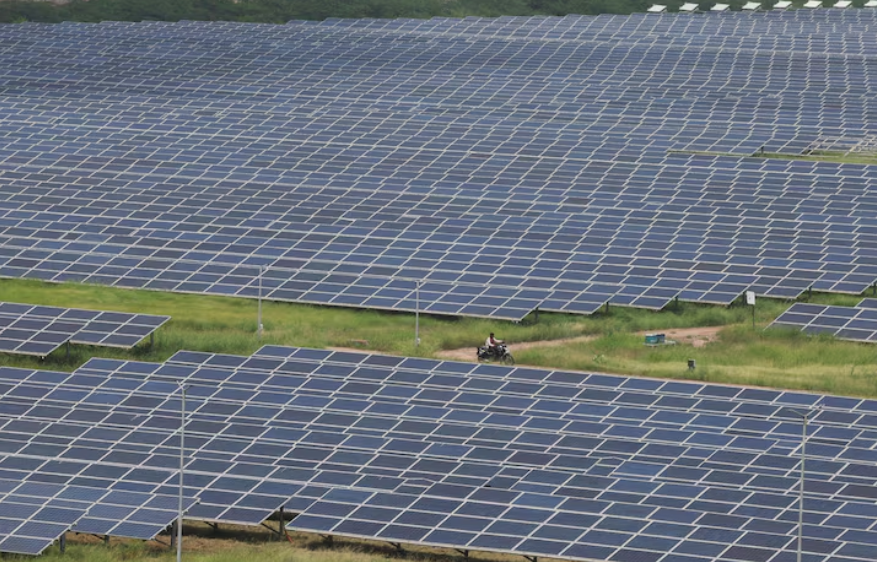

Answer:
[485,332,503,357]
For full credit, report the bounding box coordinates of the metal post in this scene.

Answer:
[415,281,420,347]
[177,384,186,562]
[752,303,756,331]
[798,413,807,562]
[257,266,263,339]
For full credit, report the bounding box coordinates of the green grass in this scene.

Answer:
[3,278,877,398]
[517,325,877,397]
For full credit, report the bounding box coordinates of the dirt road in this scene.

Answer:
[434,326,724,362]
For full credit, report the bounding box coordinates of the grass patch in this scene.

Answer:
[3,278,877,397]
[516,322,877,397]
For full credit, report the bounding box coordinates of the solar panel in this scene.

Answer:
[0,473,196,555]
[0,316,79,357]
[769,303,877,342]
[0,302,170,355]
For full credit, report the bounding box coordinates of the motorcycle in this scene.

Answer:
[477,343,515,365]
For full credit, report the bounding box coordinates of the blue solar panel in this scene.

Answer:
[770,303,877,342]
[0,302,170,356]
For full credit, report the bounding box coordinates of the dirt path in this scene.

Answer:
[326,326,724,363]
[434,326,724,362]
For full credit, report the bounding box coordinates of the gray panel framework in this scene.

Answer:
[769,303,877,342]
[2,12,877,319]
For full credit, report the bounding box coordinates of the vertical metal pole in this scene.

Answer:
[415,281,420,347]
[177,384,185,562]
[258,266,263,339]
[798,414,806,562]
[752,303,755,331]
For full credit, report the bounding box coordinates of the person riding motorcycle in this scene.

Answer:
[485,332,503,357]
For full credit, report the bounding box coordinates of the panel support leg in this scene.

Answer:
[388,542,402,552]
[322,534,333,545]
[279,506,285,540]
[456,549,469,558]
[524,557,537,562]
[170,521,177,550]
[104,535,109,547]
[59,533,66,554]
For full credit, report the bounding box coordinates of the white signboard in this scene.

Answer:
[746,291,756,306]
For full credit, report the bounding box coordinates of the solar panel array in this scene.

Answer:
[3,11,877,319]
[0,476,196,555]
[769,301,877,342]
[0,302,170,357]
[6,344,877,560]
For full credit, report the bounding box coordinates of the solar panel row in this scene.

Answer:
[0,302,170,357]
[0,473,196,556]
[769,302,877,342]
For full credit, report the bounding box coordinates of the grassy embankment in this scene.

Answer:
[3,278,877,397]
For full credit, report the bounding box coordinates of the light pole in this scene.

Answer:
[257,266,263,339]
[177,384,186,562]
[415,280,421,347]
[785,403,821,562]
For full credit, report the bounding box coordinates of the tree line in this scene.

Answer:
[3,0,802,25]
